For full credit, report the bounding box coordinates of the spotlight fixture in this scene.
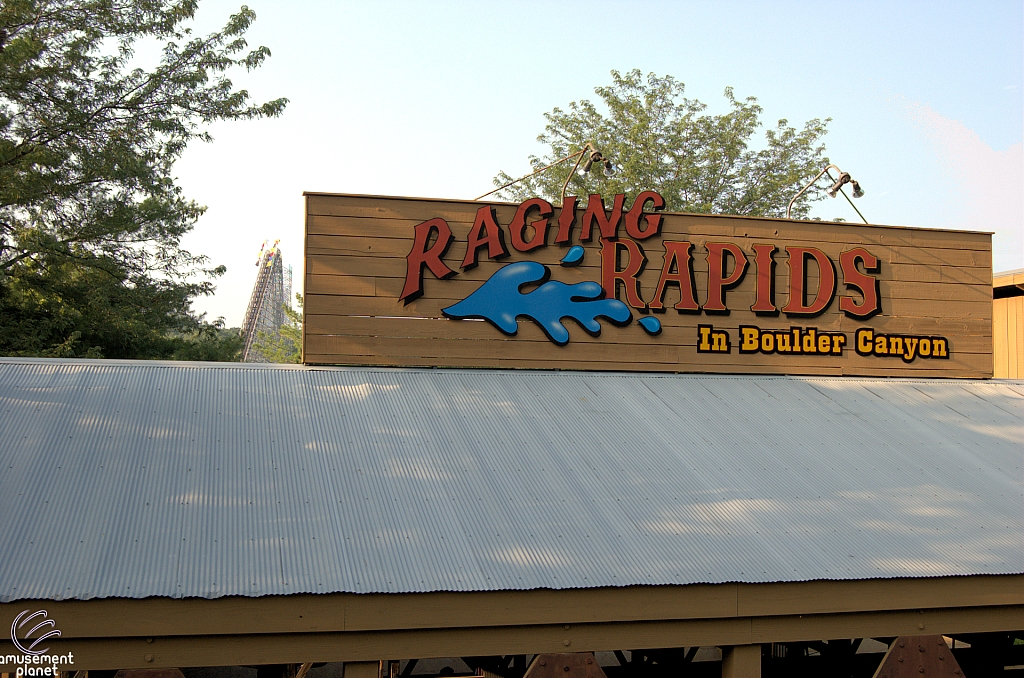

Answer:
[787,164,868,224]
[581,150,615,177]
[474,142,614,206]
[826,172,852,198]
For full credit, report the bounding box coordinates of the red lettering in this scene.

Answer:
[601,238,647,309]
[461,206,508,270]
[400,217,456,302]
[703,242,748,314]
[839,247,882,319]
[649,241,699,312]
[509,198,553,252]
[750,244,779,315]
[782,247,837,316]
[580,193,625,242]
[554,196,578,244]
[623,191,665,240]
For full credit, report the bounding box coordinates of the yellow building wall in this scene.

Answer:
[993,295,1024,378]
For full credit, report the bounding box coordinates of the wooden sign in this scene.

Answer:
[303,192,992,377]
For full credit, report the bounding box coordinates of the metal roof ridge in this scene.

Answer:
[0,356,1019,384]
[0,356,314,370]
[25,571,1024,603]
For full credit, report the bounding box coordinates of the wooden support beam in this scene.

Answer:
[0,604,1019,671]
[722,645,761,678]
[112,671,184,678]
[343,662,381,678]
[3,575,1020,640]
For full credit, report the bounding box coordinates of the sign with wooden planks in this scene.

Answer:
[303,192,993,377]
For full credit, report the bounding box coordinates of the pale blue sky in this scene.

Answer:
[170,1,1024,326]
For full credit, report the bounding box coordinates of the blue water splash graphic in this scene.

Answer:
[442,261,632,345]
[560,245,585,266]
[638,316,662,335]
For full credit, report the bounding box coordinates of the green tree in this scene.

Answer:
[493,69,830,218]
[170,319,243,362]
[0,0,286,359]
[252,293,302,364]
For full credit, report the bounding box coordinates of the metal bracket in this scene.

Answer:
[872,636,966,677]
[522,654,607,678]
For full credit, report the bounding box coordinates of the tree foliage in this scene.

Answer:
[493,69,830,218]
[0,0,286,358]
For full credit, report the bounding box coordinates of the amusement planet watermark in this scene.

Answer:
[4,610,74,677]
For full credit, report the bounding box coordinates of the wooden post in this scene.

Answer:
[343,662,382,678]
[722,645,761,678]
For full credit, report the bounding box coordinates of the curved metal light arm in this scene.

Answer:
[560,143,594,207]
[787,164,868,224]
[474,143,594,202]
[787,164,841,219]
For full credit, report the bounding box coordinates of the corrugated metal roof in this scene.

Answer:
[0,357,1020,602]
